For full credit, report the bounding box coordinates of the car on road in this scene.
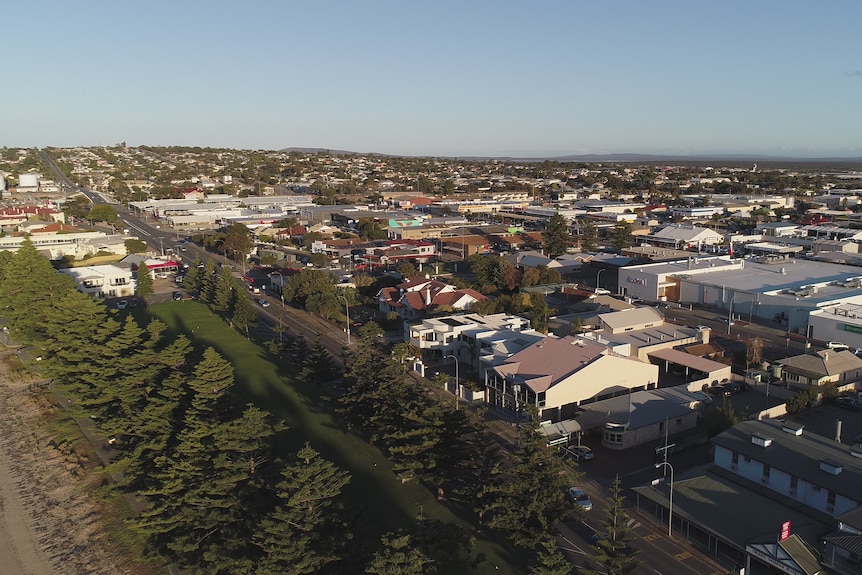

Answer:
[827,341,849,352]
[258,299,270,307]
[594,288,611,295]
[566,487,593,511]
[116,299,129,310]
[172,291,183,301]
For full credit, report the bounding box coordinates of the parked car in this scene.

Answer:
[707,384,731,397]
[836,396,861,410]
[172,291,183,301]
[566,487,593,511]
[827,341,849,352]
[116,299,128,310]
[570,445,594,461]
[594,288,611,295]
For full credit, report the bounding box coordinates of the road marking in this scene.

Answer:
[674,551,692,561]
[642,533,661,542]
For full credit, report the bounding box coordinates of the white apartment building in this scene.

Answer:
[407,313,536,368]
[62,265,136,298]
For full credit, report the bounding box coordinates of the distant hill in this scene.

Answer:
[280,147,862,168]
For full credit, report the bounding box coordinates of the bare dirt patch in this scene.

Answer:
[0,358,137,575]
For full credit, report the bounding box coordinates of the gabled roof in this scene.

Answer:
[711,419,862,499]
[493,336,623,393]
[599,306,663,330]
[778,349,862,378]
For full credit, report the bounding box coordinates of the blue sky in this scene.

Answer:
[5,0,862,157]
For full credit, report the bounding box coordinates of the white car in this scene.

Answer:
[258,299,270,307]
[594,288,611,295]
[566,487,593,511]
[116,300,128,310]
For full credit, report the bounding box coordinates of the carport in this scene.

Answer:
[648,348,732,388]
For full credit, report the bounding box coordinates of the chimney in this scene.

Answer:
[836,419,843,443]
[425,287,432,306]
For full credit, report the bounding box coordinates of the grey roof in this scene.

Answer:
[598,306,663,330]
[577,388,697,430]
[633,470,833,562]
[711,419,862,501]
[778,349,862,378]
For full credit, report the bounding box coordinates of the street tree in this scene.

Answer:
[580,477,639,575]
[543,212,570,258]
[481,413,573,550]
[577,219,599,252]
[87,203,119,224]
[611,221,634,250]
[135,262,154,299]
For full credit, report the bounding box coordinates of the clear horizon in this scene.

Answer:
[5,1,862,158]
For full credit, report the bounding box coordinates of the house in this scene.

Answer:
[644,224,724,250]
[777,349,862,390]
[406,312,539,367]
[378,276,486,320]
[484,335,659,421]
[574,387,704,449]
[61,265,136,298]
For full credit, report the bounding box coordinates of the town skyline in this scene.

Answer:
[6,1,862,158]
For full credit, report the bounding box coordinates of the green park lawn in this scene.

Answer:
[148,302,521,575]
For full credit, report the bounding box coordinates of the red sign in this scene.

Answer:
[780,521,791,541]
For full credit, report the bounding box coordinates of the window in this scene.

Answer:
[789,476,798,496]
[731,451,739,470]
[827,491,836,512]
[762,464,771,484]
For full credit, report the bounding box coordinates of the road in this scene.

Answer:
[41,160,733,572]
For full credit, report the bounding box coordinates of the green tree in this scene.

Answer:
[580,477,639,575]
[87,203,119,224]
[577,219,599,252]
[481,414,573,550]
[531,537,572,575]
[135,262,153,299]
[611,221,634,250]
[543,212,570,258]
[123,238,148,255]
[254,443,351,574]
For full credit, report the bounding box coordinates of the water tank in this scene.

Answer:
[18,173,38,188]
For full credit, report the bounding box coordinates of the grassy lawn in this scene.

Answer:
[147,302,522,574]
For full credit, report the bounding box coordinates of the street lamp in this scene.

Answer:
[443,354,460,410]
[655,462,674,537]
[596,268,605,291]
[727,294,737,335]
[337,294,351,345]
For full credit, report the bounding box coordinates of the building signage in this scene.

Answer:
[844,324,862,334]
[746,544,803,575]
[626,276,646,286]
[780,520,791,541]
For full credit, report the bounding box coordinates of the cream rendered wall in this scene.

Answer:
[543,354,658,411]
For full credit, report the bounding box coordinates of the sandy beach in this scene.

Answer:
[0,361,134,575]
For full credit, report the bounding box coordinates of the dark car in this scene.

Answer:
[836,396,861,410]
[172,291,183,301]
[707,385,731,397]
